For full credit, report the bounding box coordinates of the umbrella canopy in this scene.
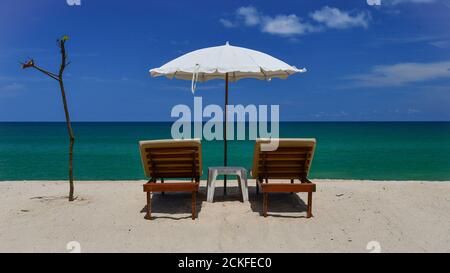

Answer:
[149,42,306,195]
[150,42,306,86]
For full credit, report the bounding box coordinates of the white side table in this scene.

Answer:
[207,167,249,203]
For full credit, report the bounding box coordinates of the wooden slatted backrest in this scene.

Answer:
[139,139,202,179]
[252,138,316,180]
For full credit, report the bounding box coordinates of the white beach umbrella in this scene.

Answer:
[150,42,306,194]
[151,42,305,86]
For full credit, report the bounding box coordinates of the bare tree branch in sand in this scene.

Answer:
[21,35,76,201]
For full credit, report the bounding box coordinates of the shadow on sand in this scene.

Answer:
[140,186,309,220]
[140,190,206,220]
[246,187,309,218]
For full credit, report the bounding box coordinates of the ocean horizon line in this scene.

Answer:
[1,121,450,124]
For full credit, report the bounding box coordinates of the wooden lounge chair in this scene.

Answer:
[251,138,317,218]
[139,139,202,220]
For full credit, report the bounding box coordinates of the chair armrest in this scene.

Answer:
[301,178,313,184]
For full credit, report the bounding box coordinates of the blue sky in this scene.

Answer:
[1,0,449,121]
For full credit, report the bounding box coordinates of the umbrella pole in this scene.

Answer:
[224,73,228,196]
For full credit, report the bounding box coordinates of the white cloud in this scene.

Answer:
[345,61,450,87]
[219,19,236,28]
[220,6,370,37]
[310,6,370,29]
[236,6,261,26]
[261,15,319,36]
[0,83,25,92]
[377,35,444,44]
[0,83,25,98]
[368,35,450,48]
[430,40,450,48]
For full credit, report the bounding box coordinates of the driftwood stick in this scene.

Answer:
[21,36,76,201]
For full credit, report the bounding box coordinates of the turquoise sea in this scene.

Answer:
[0,122,449,181]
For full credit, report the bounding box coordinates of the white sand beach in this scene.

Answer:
[0,180,449,253]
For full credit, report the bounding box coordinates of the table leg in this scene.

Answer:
[207,169,213,202]
[210,170,218,202]
[237,174,243,202]
[146,191,152,220]
[241,170,249,202]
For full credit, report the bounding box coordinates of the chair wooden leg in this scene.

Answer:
[290,179,294,194]
[307,192,313,218]
[263,193,268,217]
[146,191,152,220]
[191,191,196,220]
[161,178,165,196]
[256,179,260,195]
